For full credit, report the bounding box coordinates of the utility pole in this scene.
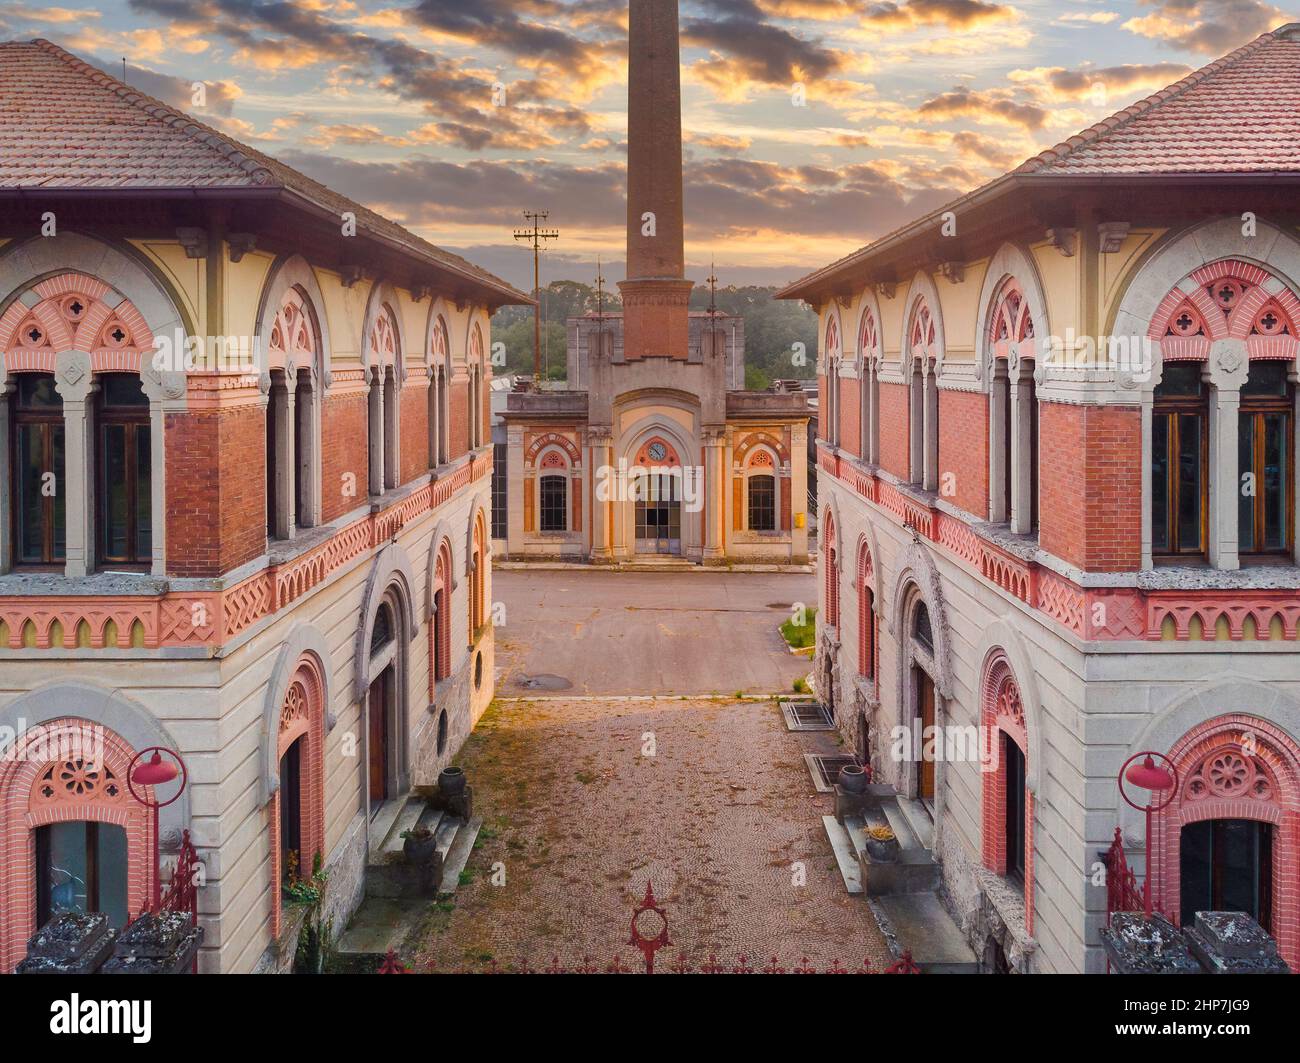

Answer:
[513,211,559,381]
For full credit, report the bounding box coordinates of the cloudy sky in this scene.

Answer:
[1,0,1294,287]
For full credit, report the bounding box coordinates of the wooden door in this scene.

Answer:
[916,668,935,800]
[368,669,388,803]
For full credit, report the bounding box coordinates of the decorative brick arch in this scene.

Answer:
[525,431,582,468]
[0,272,155,374]
[974,243,1048,384]
[1148,258,1300,361]
[901,271,945,371]
[823,310,841,363]
[1152,713,1300,968]
[255,254,332,387]
[734,430,790,466]
[857,301,880,363]
[267,652,327,940]
[980,651,1035,935]
[0,718,154,971]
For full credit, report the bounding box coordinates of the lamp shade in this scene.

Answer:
[132,751,179,787]
[1125,754,1174,792]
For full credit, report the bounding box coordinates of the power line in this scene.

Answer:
[512,211,560,381]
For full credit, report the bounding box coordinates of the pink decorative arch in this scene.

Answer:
[1151,713,1300,968]
[266,286,318,373]
[1149,259,1300,361]
[908,296,937,360]
[269,653,327,940]
[980,653,1034,935]
[634,436,681,468]
[858,306,877,361]
[988,279,1034,359]
[735,430,790,466]
[470,322,485,364]
[367,303,400,368]
[0,272,155,374]
[824,314,841,362]
[525,431,581,468]
[0,718,154,971]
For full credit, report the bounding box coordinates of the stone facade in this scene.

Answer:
[789,206,1300,972]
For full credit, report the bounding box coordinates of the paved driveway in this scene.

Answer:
[492,569,816,696]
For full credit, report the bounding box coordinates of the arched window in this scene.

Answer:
[858,307,879,464]
[823,315,841,447]
[266,285,322,539]
[1152,362,1208,560]
[745,447,779,532]
[10,373,65,565]
[540,474,568,532]
[430,541,452,691]
[366,303,401,495]
[469,323,486,451]
[96,373,151,567]
[430,316,450,467]
[470,513,486,640]
[981,654,1032,927]
[987,280,1038,531]
[822,508,838,627]
[908,297,939,490]
[913,600,933,653]
[857,542,875,680]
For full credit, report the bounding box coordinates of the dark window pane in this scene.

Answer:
[52,424,65,560]
[134,424,152,557]
[1242,360,1288,396]
[1263,412,1287,551]
[17,373,61,409]
[370,602,392,653]
[1176,413,1202,552]
[1151,415,1169,552]
[100,373,148,407]
[491,444,508,540]
[1158,362,1204,396]
[540,475,566,532]
[17,423,46,563]
[748,474,775,531]
[1238,413,1256,552]
[913,603,933,652]
[101,423,128,559]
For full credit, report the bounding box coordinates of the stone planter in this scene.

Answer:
[838,764,868,794]
[438,766,466,797]
[402,829,437,864]
[865,834,899,863]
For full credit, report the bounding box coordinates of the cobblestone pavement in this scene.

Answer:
[409,695,892,972]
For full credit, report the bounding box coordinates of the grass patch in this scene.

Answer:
[780,608,817,649]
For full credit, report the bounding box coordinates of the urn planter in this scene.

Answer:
[838,764,868,794]
[864,826,899,863]
[402,828,437,864]
[438,766,466,797]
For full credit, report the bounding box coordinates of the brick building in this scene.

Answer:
[781,25,1300,972]
[0,40,525,971]
[497,0,810,566]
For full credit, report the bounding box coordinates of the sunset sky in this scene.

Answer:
[1,0,1293,288]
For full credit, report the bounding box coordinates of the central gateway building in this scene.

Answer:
[499,0,810,566]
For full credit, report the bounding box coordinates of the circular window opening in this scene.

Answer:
[474,651,484,691]
[436,708,448,756]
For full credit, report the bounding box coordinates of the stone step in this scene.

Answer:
[334,897,427,969]
[821,815,863,895]
[438,816,482,896]
[895,796,934,850]
[871,892,978,974]
[880,799,923,852]
[367,798,406,855]
[434,814,462,861]
[381,799,427,858]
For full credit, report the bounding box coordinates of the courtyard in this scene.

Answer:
[408,569,891,972]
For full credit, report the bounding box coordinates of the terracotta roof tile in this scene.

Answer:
[0,39,527,302]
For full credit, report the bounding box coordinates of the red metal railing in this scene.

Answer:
[1102,826,1143,923]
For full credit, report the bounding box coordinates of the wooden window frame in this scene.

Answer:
[1239,373,1295,559]
[95,375,151,569]
[10,374,65,567]
[1152,371,1209,562]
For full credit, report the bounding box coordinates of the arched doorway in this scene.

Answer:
[632,435,683,555]
[366,596,402,803]
[1154,714,1300,967]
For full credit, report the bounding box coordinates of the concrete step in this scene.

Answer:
[822,815,863,895]
[880,799,922,852]
[871,892,978,974]
[367,798,406,855]
[895,796,934,850]
[334,897,427,969]
[438,816,482,895]
[434,814,462,861]
[381,799,426,858]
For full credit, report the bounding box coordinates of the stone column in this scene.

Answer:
[1207,339,1248,570]
[1009,358,1033,536]
[368,370,384,495]
[702,429,725,562]
[589,428,614,561]
[278,382,297,540]
[923,367,939,493]
[55,352,97,578]
[791,423,809,560]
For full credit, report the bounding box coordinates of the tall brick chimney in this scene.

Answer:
[618,0,693,360]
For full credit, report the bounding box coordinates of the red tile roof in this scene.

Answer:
[1018,24,1300,175]
[0,39,527,302]
[778,24,1300,300]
